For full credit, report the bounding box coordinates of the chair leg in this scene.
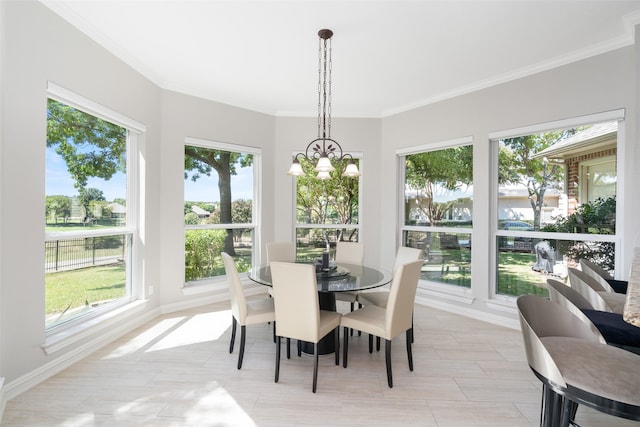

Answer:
[358,304,362,336]
[376,336,381,352]
[297,340,302,357]
[385,339,393,388]
[275,336,281,383]
[272,321,276,343]
[237,325,246,369]
[312,343,319,393]
[334,326,340,365]
[368,334,373,353]
[406,330,413,371]
[350,302,355,336]
[343,327,349,368]
[229,316,237,353]
[286,337,291,359]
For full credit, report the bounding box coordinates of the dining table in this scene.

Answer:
[248,262,392,354]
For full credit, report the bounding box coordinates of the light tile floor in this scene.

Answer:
[2,300,638,426]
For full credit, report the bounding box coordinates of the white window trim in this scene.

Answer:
[44,84,144,350]
[292,152,364,251]
[489,109,625,301]
[396,136,474,297]
[182,137,261,288]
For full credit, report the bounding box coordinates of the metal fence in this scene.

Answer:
[45,235,126,273]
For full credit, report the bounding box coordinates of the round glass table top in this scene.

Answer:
[248,262,392,293]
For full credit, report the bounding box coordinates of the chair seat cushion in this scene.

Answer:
[541,336,640,406]
[582,309,640,348]
[358,291,388,308]
[606,279,629,294]
[244,298,276,325]
[340,305,388,339]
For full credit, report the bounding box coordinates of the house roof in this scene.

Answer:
[536,121,618,159]
[191,206,210,216]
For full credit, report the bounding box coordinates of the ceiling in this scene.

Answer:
[40,1,640,118]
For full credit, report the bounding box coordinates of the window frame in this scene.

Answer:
[292,152,363,259]
[397,136,474,297]
[44,81,144,335]
[489,109,625,302]
[183,136,261,286]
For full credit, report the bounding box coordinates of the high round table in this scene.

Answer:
[248,262,392,354]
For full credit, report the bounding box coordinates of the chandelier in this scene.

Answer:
[287,29,361,180]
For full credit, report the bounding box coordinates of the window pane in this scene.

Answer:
[184,143,255,282]
[185,229,254,281]
[403,230,471,287]
[495,121,618,297]
[496,237,616,298]
[45,235,128,328]
[296,228,359,263]
[45,98,131,329]
[404,146,473,226]
[46,99,128,230]
[295,158,359,225]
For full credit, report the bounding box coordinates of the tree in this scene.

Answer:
[78,187,105,219]
[47,99,127,191]
[184,146,253,255]
[500,130,574,230]
[543,197,616,271]
[405,146,473,225]
[295,158,359,246]
[46,195,72,223]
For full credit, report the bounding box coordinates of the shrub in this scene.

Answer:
[184,229,226,281]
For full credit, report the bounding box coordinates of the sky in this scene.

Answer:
[46,146,254,203]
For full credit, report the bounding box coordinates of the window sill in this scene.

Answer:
[42,299,151,355]
[416,280,475,305]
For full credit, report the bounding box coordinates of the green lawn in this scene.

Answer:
[45,264,125,317]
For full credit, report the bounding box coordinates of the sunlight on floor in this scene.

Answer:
[102,309,232,359]
[148,310,232,352]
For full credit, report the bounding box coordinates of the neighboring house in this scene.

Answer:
[497,184,565,225]
[536,122,617,215]
[107,202,126,219]
[191,205,210,218]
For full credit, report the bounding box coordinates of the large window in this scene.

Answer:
[45,85,140,330]
[294,157,361,261]
[183,138,259,283]
[399,139,473,287]
[493,115,620,298]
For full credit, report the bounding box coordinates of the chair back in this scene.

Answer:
[546,279,605,343]
[579,259,615,293]
[567,267,613,312]
[385,260,423,337]
[392,247,423,273]
[270,262,321,343]
[266,241,296,264]
[517,295,604,387]
[335,241,364,265]
[222,252,247,323]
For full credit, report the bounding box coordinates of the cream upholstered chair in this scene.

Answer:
[270,261,341,393]
[334,241,365,332]
[358,247,423,308]
[222,252,275,370]
[567,267,626,314]
[265,241,296,299]
[341,259,423,388]
[517,295,640,426]
[547,278,640,353]
[266,241,295,264]
[580,258,627,293]
[358,246,423,345]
